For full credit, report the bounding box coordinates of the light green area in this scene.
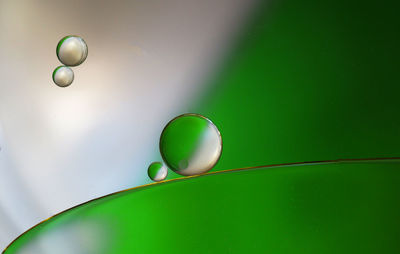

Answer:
[4,160,400,253]
[159,114,209,172]
[147,162,163,180]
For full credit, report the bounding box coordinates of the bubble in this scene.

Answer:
[52,66,74,87]
[159,113,222,176]
[148,162,168,182]
[56,35,88,66]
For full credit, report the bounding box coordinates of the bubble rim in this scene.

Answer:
[159,113,223,175]
[56,35,72,58]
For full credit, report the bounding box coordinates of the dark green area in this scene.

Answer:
[189,0,400,173]
[5,160,400,253]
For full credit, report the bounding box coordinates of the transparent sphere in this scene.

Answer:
[52,66,74,87]
[159,113,222,176]
[56,35,88,66]
[148,162,168,182]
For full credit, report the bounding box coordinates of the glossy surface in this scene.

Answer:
[52,66,74,87]
[4,159,400,253]
[147,162,168,182]
[56,36,88,67]
[160,114,222,176]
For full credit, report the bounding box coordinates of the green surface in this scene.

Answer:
[5,160,400,253]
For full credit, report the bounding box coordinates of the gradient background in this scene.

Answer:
[1,0,400,250]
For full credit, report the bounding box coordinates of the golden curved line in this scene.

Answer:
[3,156,400,253]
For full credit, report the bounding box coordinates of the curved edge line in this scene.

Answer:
[3,156,400,253]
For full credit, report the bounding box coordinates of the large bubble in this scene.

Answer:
[56,35,88,67]
[159,113,222,176]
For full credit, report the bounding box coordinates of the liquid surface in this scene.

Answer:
[4,159,400,253]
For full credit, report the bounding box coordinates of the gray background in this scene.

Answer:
[0,0,256,248]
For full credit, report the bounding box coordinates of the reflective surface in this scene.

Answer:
[147,162,168,182]
[52,66,74,87]
[56,36,88,67]
[159,114,222,176]
[4,159,400,253]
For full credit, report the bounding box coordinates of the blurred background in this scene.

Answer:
[1,0,400,250]
[0,0,257,248]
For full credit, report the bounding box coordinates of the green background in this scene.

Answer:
[186,0,400,173]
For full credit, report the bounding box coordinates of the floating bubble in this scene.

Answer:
[148,162,168,182]
[159,113,222,176]
[52,66,74,87]
[56,35,88,66]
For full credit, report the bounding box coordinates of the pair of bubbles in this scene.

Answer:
[148,113,222,182]
[52,36,88,87]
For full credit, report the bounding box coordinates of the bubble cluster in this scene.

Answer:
[52,35,88,87]
[148,162,168,182]
[52,66,74,87]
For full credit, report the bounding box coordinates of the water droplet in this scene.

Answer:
[52,66,74,87]
[56,35,88,66]
[148,162,168,182]
[159,113,222,176]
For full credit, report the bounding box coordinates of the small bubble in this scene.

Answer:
[56,35,88,67]
[52,66,74,87]
[148,162,168,182]
[159,113,222,176]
